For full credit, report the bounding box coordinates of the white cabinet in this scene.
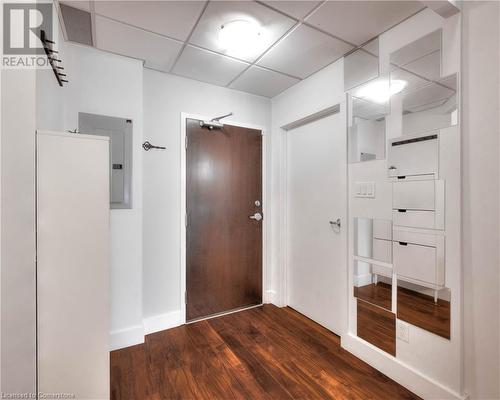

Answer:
[393,180,435,210]
[388,131,438,178]
[37,131,110,399]
[392,228,445,288]
[393,209,436,229]
[392,179,445,229]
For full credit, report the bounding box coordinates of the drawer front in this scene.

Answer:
[393,180,435,211]
[393,209,436,229]
[388,133,438,178]
[393,241,437,285]
[373,238,392,263]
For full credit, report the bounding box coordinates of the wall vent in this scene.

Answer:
[60,3,93,46]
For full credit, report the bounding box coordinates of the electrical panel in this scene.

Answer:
[78,112,133,209]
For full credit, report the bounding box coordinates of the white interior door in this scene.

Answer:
[286,106,347,335]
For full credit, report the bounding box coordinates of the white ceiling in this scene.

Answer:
[59,0,426,98]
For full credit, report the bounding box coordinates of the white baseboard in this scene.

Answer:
[265,289,277,304]
[342,333,467,400]
[109,324,144,351]
[143,310,182,335]
[354,273,372,287]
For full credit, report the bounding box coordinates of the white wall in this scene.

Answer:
[62,44,144,349]
[142,70,271,326]
[461,2,500,399]
[272,8,467,400]
[1,69,37,394]
[0,6,66,390]
[270,60,345,306]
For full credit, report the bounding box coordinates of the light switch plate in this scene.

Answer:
[354,182,375,198]
[397,320,410,343]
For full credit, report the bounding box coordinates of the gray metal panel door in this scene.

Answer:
[79,112,132,208]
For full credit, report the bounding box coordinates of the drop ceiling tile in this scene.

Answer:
[306,1,424,45]
[95,16,183,72]
[94,1,206,41]
[189,1,296,62]
[229,66,299,97]
[261,1,321,19]
[60,0,91,12]
[258,24,353,79]
[172,45,250,87]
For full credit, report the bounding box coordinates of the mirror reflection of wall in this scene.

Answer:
[354,217,392,262]
[348,78,389,163]
[389,29,458,135]
[353,218,393,311]
[396,281,451,340]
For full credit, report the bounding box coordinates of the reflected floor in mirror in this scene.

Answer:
[354,282,392,311]
[357,299,396,356]
[397,287,451,339]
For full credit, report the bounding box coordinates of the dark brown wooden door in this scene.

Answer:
[186,119,263,321]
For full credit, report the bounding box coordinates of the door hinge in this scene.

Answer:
[185,213,187,227]
[185,291,187,304]
[185,136,188,149]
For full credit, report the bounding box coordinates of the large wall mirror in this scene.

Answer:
[396,280,451,339]
[389,30,458,135]
[353,218,393,311]
[348,77,389,163]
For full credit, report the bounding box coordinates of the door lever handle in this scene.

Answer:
[249,212,263,221]
[329,218,341,228]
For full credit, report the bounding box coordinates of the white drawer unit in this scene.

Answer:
[393,209,435,228]
[392,228,445,289]
[392,179,445,229]
[388,132,438,178]
[393,179,435,210]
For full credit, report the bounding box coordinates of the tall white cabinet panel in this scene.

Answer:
[37,131,110,399]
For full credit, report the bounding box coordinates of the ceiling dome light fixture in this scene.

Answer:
[218,20,264,57]
[355,79,408,104]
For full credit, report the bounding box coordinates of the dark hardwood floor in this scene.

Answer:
[111,305,420,400]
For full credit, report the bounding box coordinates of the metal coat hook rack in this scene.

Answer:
[41,30,67,87]
[142,141,166,151]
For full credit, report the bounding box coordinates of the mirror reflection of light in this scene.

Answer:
[355,79,407,104]
[218,20,265,58]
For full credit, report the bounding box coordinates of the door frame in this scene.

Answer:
[278,103,348,335]
[180,113,269,324]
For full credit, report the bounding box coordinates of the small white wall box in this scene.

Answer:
[354,181,375,198]
[392,178,445,230]
[388,131,439,179]
[79,112,133,209]
[393,227,445,289]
